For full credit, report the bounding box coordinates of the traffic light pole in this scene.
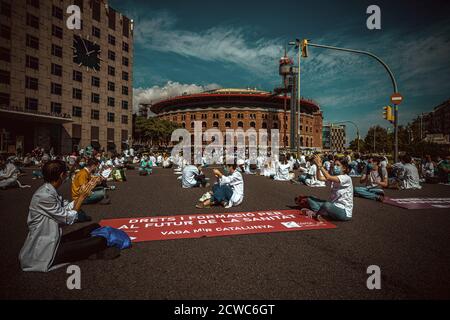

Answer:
[306,42,399,162]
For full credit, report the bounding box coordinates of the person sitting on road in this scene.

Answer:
[354,157,388,202]
[422,155,435,181]
[0,156,30,189]
[305,155,353,221]
[19,160,121,272]
[181,164,208,188]
[273,155,291,181]
[437,155,450,184]
[139,156,153,176]
[298,156,326,187]
[399,154,422,190]
[72,158,110,208]
[196,163,244,209]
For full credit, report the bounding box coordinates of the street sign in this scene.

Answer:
[391,93,403,105]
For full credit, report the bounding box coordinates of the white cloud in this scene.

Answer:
[133,81,221,115]
[133,12,283,76]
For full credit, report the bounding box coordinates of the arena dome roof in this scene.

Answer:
[150,88,321,115]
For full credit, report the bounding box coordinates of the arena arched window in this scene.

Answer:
[213,121,219,128]
[262,122,267,129]
[225,121,231,128]
[190,122,194,128]
[250,121,256,128]
[273,122,278,129]
[300,136,304,146]
[202,121,207,128]
[238,121,243,128]
[181,122,186,128]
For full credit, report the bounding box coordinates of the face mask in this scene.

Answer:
[333,166,342,175]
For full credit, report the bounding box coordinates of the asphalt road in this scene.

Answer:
[1,167,450,300]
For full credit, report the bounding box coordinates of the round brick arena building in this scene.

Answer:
[150,88,323,148]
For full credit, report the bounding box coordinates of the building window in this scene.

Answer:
[51,82,62,95]
[72,88,82,100]
[0,24,11,39]
[121,100,128,110]
[250,121,256,128]
[108,9,116,30]
[190,122,194,128]
[107,128,115,142]
[26,13,39,29]
[91,109,99,120]
[26,34,39,49]
[91,76,100,87]
[108,66,115,76]
[122,41,129,52]
[122,86,128,95]
[107,81,115,92]
[273,122,279,129]
[108,34,116,45]
[92,26,100,38]
[51,63,62,76]
[92,0,101,21]
[0,92,9,106]
[225,121,231,128]
[52,5,63,20]
[237,121,243,128]
[51,44,62,57]
[51,102,61,114]
[122,56,129,67]
[72,106,82,117]
[91,126,99,141]
[0,1,11,17]
[202,121,207,128]
[262,122,267,129]
[122,71,129,81]
[0,47,10,62]
[0,69,9,84]
[107,112,115,122]
[107,97,115,107]
[190,114,196,120]
[25,97,38,111]
[26,55,39,70]
[91,93,100,103]
[121,115,128,124]
[108,50,115,61]
[122,16,130,37]
[26,0,40,8]
[52,25,63,39]
[181,123,186,128]
[25,76,38,90]
[73,70,82,82]
[213,121,219,128]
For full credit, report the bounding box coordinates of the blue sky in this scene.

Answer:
[110,0,450,141]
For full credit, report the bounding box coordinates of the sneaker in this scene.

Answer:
[224,202,233,209]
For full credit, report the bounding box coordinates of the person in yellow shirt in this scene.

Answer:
[72,158,110,207]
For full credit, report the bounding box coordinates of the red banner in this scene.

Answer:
[100,209,336,242]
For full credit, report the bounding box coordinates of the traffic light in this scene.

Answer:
[383,106,395,123]
[301,39,309,58]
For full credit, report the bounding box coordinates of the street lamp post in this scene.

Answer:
[302,41,400,162]
[289,40,303,159]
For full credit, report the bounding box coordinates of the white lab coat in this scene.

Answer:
[219,171,244,207]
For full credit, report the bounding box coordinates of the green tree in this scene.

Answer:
[134,116,181,146]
